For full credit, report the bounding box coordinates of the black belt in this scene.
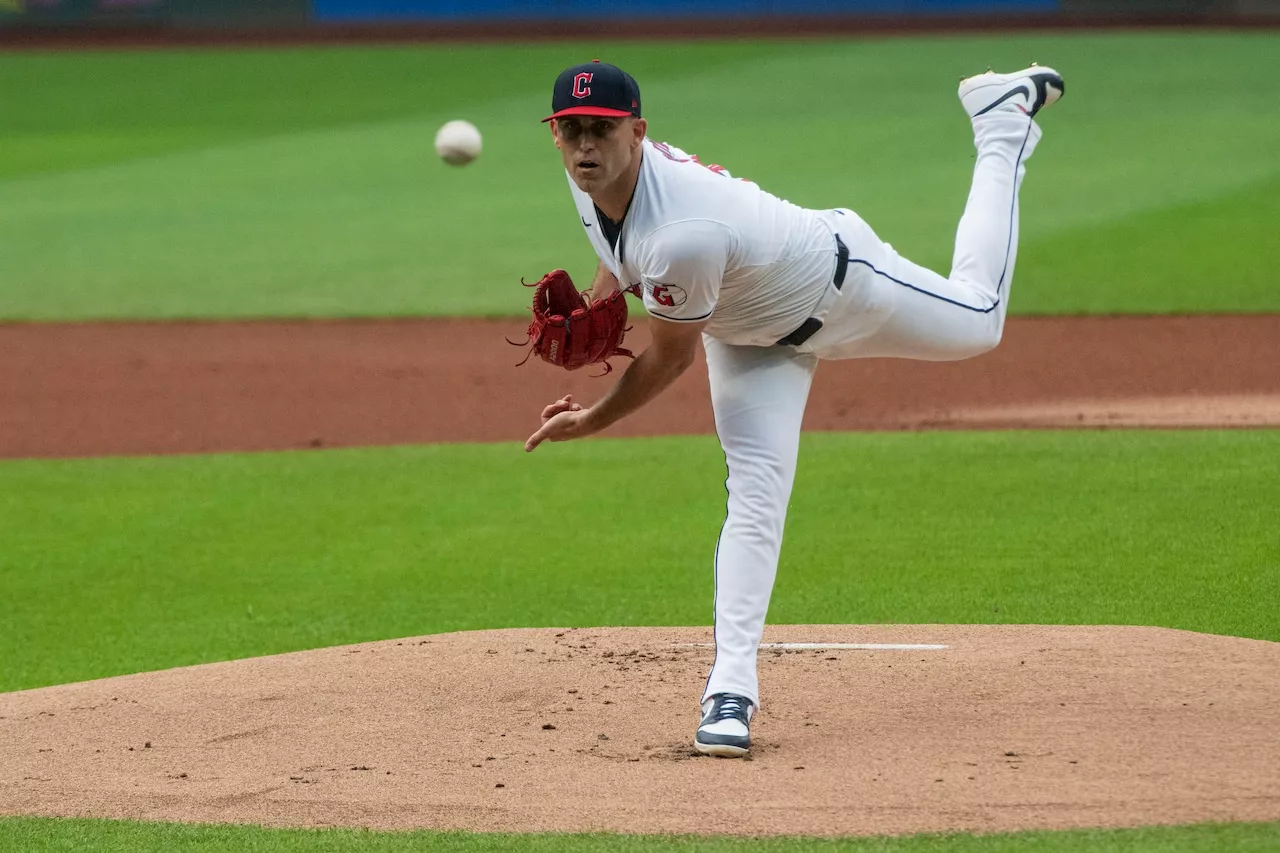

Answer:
[776,234,849,347]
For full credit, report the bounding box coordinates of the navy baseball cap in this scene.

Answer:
[542,60,642,123]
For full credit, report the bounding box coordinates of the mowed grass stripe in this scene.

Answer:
[1,430,1275,694]
[2,816,1279,852]
[2,33,1278,319]
[0,43,791,319]
[1019,176,1280,314]
[0,42,792,179]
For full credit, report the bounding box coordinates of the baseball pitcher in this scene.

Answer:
[521,58,1065,757]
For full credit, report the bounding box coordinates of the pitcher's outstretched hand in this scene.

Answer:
[526,395,591,452]
[539,394,581,421]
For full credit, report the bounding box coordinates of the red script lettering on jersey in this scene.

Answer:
[652,140,749,182]
[572,73,593,99]
[651,141,689,162]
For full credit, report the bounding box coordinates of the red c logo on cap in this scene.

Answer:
[572,72,593,99]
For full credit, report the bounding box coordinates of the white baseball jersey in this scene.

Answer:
[567,138,839,347]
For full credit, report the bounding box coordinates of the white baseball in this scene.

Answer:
[434,119,482,166]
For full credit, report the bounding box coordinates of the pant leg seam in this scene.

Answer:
[851,258,1000,314]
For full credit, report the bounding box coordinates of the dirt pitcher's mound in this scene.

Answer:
[2,625,1278,837]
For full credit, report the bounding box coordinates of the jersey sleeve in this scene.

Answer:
[635,220,732,323]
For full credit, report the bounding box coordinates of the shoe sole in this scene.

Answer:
[694,738,750,758]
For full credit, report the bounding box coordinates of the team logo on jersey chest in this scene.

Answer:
[572,73,593,99]
[641,280,687,308]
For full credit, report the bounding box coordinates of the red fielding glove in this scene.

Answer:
[509,269,635,373]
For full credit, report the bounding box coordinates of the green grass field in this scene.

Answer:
[3,431,1278,693]
[2,29,1279,853]
[3,816,1280,853]
[2,31,1278,320]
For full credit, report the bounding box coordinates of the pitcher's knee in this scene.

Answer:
[724,465,791,533]
[971,324,1003,356]
[930,325,1002,361]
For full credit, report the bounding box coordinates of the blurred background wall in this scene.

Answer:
[0,0,309,29]
[311,0,1060,24]
[0,0,1276,37]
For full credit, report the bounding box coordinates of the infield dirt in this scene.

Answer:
[2,315,1278,459]
[2,625,1279,836]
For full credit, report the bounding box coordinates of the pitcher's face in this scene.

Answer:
[553,116,646,195]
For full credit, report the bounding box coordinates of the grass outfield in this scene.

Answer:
[2,431,1276,693]
[2,817,1280,853]
[2,32,1278,320]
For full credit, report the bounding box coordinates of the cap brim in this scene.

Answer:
[541,106,635,123]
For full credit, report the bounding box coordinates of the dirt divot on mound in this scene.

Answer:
[2,625,1278,837]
